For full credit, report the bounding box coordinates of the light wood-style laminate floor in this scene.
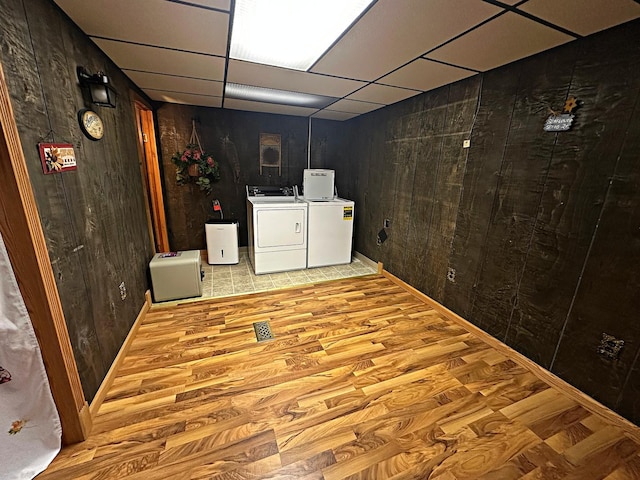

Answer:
[38,275,640,479]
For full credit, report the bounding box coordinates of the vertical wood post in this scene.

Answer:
[0,61,90,443]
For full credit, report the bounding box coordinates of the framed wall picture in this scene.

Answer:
[38,143,77,174]
[259,133,281,175]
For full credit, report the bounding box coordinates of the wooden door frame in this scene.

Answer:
[131,92,169,253]
[0,62,90,444]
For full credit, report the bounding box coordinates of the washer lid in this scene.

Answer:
[303,169,335,200]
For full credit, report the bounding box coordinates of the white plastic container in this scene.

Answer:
[205,219,239,265]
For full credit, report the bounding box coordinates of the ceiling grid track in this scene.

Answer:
[53,0,640,119]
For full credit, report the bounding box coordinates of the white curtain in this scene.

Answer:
[0,231,61,479]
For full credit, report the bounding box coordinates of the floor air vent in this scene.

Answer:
[253,321,274,342]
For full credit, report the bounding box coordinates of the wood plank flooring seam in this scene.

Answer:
[38,275,640,480]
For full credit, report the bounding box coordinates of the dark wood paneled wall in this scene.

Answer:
[157,105,347,250]
[0,0,153,401]
[344,20,640,425]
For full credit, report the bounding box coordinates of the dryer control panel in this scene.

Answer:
[247,185,297,197]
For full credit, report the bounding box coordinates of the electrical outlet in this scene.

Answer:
[463,139,471,148]
[384,219,391,228]
[597,333,624,359]
[119,281,127,301]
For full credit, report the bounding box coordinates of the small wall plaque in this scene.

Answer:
[38,143,77,174]
[544,96,579,132]
[544,113,575,132]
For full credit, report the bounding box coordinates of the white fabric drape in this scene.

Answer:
[0,231,61,479]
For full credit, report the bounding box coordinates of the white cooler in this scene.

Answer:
[149,250,203,302]
[205,219,239,264]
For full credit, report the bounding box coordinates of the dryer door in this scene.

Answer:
[256,208,306,248]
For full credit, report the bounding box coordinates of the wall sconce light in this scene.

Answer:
[77,66,117,108]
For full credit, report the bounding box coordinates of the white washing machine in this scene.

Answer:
[301,169,355,268]
[305,198,355,268]
[246,186,308,274]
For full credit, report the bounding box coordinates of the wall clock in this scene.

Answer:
[78,109,104,141]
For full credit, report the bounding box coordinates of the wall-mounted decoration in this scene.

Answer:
[38,143,77,174]
[78,109,104,141]
[259,133,281,175]
[170,120,220,195]
[544,96,580,132]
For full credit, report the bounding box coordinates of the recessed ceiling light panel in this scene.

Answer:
[226,83,338,108]
[230,0,374,71]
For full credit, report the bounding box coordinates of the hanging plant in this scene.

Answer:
[171,120,220,195]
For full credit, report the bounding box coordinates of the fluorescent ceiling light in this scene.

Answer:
[230,0,374,71]
[226,83,337,108]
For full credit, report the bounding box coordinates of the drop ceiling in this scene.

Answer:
[54,0,640,121]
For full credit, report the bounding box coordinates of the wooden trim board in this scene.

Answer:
[382,269,640,443]
[133,101,157,255]
[0,60,89,444]
[89,290,152,418]
[353,251,377,270]
[139,105,170,253]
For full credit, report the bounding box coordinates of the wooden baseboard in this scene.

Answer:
[353,251,377,270]
[77,402,92,440]
[89,290,151,418]
[382,269,640,443]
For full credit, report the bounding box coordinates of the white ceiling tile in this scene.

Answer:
[311,110,359,121]
[56,0,637,117]
[144,90,222,108]
[327,99,384,114]
[183,0,230,10]
[227,60,366,98]
[379,58,477,92]
[519,0,640,36]
[426,12,573,72]
[93,39,226,81]
[125,71,223,96]
[310,0,501,80]
[347,83,419,104]
[55,0,229,55]
[223,99,318,117]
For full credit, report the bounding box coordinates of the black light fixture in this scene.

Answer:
[77,66,117,108]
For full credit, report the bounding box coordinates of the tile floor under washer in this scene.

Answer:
[200,251,378,300]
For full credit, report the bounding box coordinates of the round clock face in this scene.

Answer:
[78,109,104,140]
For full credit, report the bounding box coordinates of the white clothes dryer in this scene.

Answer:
[246,186,308,274]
